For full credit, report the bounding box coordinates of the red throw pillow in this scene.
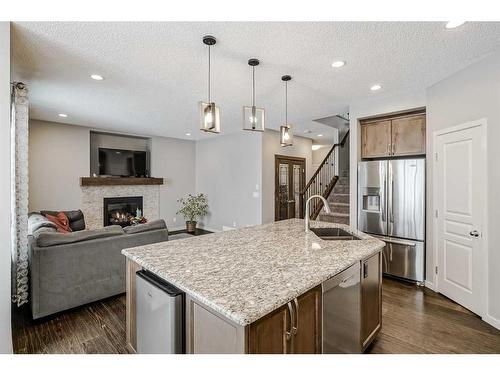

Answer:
[45,212,72,233]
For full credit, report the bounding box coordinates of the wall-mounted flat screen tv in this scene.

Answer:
[98,148,147,177]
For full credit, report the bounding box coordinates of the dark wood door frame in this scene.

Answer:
[274,155,306,221]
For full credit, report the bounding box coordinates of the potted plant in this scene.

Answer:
[176,193,209,233]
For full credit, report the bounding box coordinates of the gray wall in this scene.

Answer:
[0,21,12,354]
[195,131,262,231]
[29,120,90,212]
[261,130,312,224]
[150,136,196,230]
[28,120,196,230]
[426,51,500,326]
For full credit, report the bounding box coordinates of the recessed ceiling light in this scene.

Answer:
[331,61,346,68]
[445,21,466,29]
[90,74,104,81]
[185,133,191,136]
[317,134,323,137]
[58,113,68,118]
[370,84,382,91]
[312,145,322,151]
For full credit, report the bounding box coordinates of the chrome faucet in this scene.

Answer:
[304,195,331,233]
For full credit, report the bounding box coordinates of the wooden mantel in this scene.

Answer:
[80,177,164,186]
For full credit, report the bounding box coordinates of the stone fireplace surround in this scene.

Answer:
[81,185,160,230]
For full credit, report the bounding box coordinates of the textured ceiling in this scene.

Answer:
[11,22,500,141]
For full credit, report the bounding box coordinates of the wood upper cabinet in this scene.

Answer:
[361,113,426,158]
[361,120,392,158]
[391,115,426,156]
[248,286,322,354]
[361,252,382,350]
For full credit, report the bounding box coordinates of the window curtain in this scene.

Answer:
[10,82,29,306]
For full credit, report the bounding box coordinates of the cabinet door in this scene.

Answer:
[248,303,292,354]
[361,120,391,158]
[391,115,426,156]
[293,285,322,354]
[361,252,382,350]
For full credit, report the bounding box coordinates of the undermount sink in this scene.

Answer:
[310,227,361,241]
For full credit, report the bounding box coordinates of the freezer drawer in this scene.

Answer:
[375,236,425,282]
[136,270,185,354]
[322,263,361,353]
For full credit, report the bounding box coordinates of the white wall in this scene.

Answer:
[196,131,262,231]
[426,51,500,327]
[0,21,12,353]
[29,120,90,212]
[150,136,196,230]
[348,90,427,225]
[262,130,312,224]
[28,120,196,230]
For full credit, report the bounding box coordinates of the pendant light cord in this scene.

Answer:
[252,66,256,107]
[285,80,288,125]
[208,45,211,103]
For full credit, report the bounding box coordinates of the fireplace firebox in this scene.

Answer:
[103,196,143,227]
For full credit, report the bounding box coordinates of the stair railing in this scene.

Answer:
[300,131,349,220]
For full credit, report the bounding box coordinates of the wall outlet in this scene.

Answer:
[233,222,236,227]
[252,191,259,198]
[173,217,177,223]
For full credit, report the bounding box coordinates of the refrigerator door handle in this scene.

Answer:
[381,177,387,223]
[390,176,395,223]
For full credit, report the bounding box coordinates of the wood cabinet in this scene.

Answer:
[391,115,426,156]
[248,286,322,354]
[361,252,382,350]
[361,113,426,158]
[361,120,392,158]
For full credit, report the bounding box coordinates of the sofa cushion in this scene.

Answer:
[123,219,167,234]
[45,212,72,233]
[28,213,57,236]
[41,210,86,231]
[36,225,124,248]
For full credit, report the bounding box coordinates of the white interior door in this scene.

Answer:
[435,122,485,315]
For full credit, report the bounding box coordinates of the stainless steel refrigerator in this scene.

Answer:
[358,159,425,283]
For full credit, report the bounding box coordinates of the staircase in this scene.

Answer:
[299,131,349,222]
[318,169,350,225]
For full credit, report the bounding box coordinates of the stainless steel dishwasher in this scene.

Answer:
[322,262,361,353]
[136,270,185,354]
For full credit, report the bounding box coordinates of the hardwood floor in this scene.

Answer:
[12,278,500,354]
[367,278,500,354]
[12,294,132,354]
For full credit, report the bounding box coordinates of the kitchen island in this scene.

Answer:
[122,219,385,354]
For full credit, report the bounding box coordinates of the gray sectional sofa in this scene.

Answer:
[28,210,169,319]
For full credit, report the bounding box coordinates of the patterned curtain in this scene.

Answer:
[11,82,29,306]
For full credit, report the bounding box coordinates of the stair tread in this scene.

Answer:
[320,212,350,218]
[329,202,349,206]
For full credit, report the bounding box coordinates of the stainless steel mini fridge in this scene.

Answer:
[136,270,185,353]
[358,159,425,282]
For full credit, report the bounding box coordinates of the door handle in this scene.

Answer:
[470,230,480,237]
[285,301,295,341]
[363,262,368,279]
[292,298,299,336]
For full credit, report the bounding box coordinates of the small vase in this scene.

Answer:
[186,221,197,233]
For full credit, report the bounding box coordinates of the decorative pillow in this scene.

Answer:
[45,212,72,233]
[41,210,86,231]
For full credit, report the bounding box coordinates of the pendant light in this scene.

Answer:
[243,58,265,132]
[199,35,221,133]
[280,75,293,146]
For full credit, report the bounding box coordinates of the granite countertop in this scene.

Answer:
[122,218,385,326]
